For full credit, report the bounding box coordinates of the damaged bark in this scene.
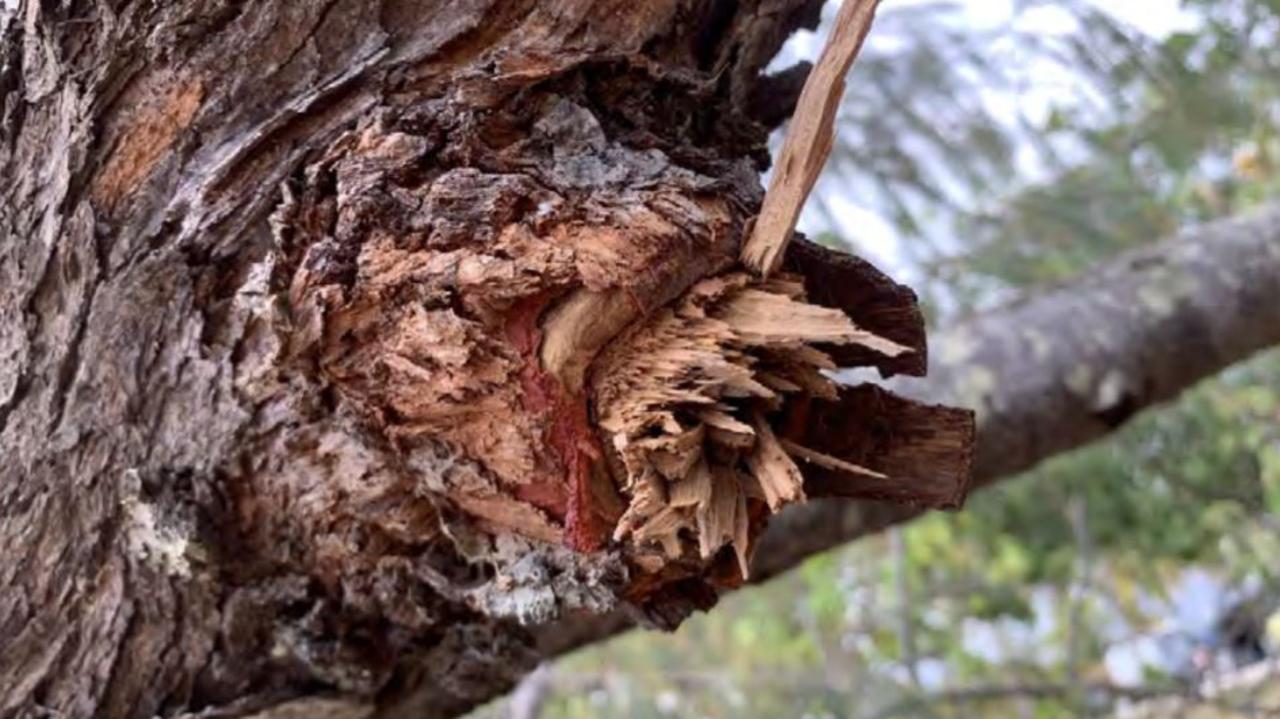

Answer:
[0,2,972,717]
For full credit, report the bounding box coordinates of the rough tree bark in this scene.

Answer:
[1,2,978,718]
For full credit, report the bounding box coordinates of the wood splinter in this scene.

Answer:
[742,0,884,276]
[592,264,972,582]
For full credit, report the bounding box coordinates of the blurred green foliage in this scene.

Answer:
[472,2,1280,717]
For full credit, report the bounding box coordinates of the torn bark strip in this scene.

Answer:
[741,0,883,276]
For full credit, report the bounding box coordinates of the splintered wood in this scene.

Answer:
[741,0,883,276]
[593,272,911,577]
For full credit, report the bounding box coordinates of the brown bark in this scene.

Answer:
[1,2,973,718]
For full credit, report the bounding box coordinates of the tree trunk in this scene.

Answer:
[1,2,976,718]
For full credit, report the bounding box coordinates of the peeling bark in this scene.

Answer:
[0,2,970,718]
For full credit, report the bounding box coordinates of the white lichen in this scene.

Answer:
[121,469,193,578]
[465,535,625,625]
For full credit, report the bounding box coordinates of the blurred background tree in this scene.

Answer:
[473,1,1280,716]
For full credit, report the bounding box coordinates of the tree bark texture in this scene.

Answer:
[1,2,978,718]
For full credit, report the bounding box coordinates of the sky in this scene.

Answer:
[961,0,1197,37]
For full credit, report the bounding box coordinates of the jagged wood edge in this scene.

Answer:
[740,0,882,275]
[783,237,928,378]
[786,384,975,509]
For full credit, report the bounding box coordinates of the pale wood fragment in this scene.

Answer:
[715,287,910,356]
[696,466,742,560]
[669,459,713,509]
[633,507,687,558]
[745,412,806,511]
[695,409,755,436]
[540,288,641,394]
[708,426,758,450]
[779,439,888,480]
[741,0,883,275]
[731,487,751,578]
[613,471,668,541]
[643,424,706,480]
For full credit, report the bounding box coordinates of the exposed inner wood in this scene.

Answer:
[275,86,750,557]
[276,94,972,598]
[540,288,643,394]
[590,271,921,578]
